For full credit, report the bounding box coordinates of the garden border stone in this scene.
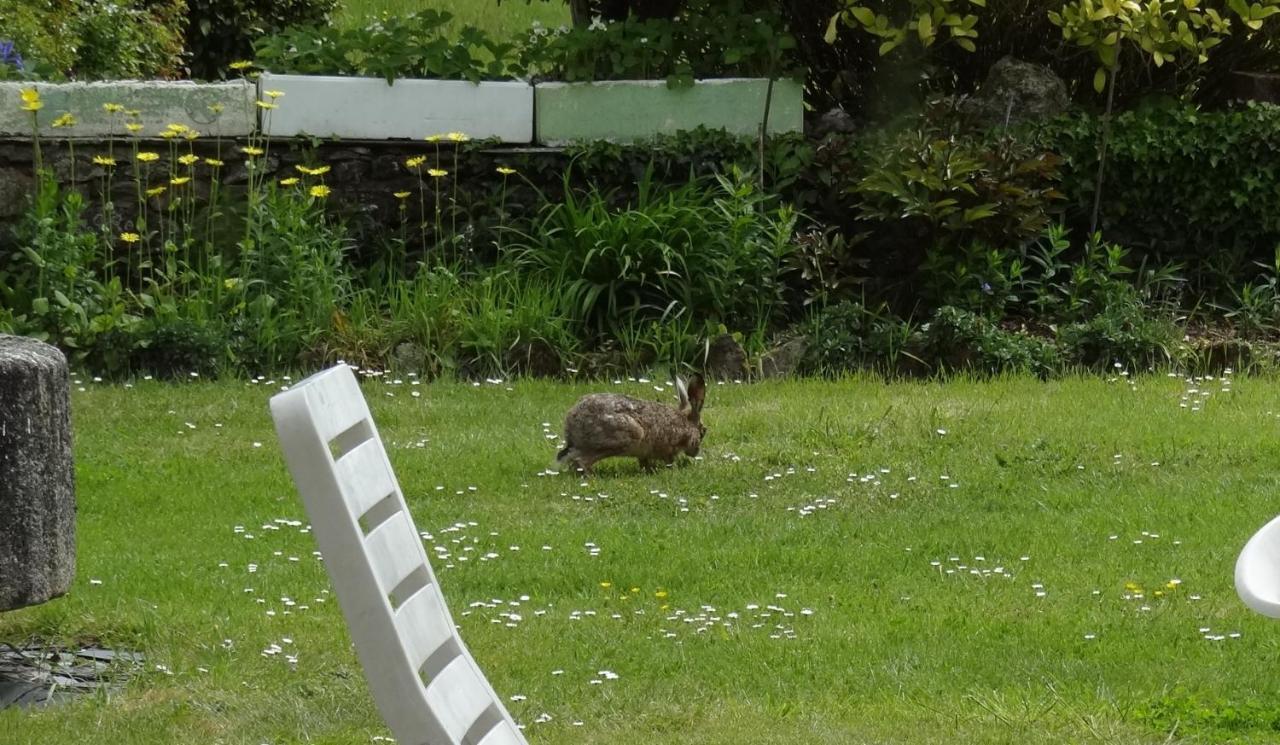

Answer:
[259,73,535,142]
[0,81,256,138]
[534,78,804,145]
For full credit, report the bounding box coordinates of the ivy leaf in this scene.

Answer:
[955,37,977,51]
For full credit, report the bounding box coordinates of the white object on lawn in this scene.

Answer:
[270,365,527,745]
[1236,514,1280,619]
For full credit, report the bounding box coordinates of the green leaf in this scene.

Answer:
[918,12,934,44]
[1093,66,1108,93]
[955,37,976,52]
[878,39,901,56]
[824,12,840,43]
[850,7,877,26]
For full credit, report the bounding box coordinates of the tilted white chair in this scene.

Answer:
[1235,514,1280,619]
[270,365,527,745]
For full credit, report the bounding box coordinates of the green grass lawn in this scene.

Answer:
[334,0,570,36]
[4,372,1280,743]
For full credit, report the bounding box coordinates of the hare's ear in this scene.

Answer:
[675,376,690,409]
[686,374,706,416]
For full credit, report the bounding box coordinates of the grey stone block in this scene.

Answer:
[0,335,76,612]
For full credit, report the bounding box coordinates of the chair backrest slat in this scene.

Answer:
[334,438,400,521]
[270,366,527,745]
[426,655,503,743]
[365,511,431,601]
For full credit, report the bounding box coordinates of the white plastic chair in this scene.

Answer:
[270,365,527,745]
[1235,514,1280,619]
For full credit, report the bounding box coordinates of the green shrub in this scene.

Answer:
[0,0,186,80]
[187,0,337,79]
[920,224,1184,323]
[254,9,520,83]
[1057,301,1180,370]
[0,175,137,365]
[510,169,796,337]
[0,0,80,79]
[130,316,225,378]
[920,306,1058,377]
[798,300,919,376]
[854,121,1064,259]
[1036,103,1280,284]
[73,0,188,79]
[519,0,797,85]
[228,186,353,371]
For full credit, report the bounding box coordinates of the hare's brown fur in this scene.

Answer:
[557,376,705,474]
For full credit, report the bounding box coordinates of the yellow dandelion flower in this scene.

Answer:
[654,590,669,598]
[165,123,189,133]
[309,184,331,198]
[119,232,141,243]
[427,168,448,178]
[229,60,254,71]
[496,166,517,176]
[279,177,299,186]
[629,587,640,593]
[240,146,264,156]
[308,165,330,176]
[600,581,612,589]
[204,158,224,167]
[136,152,160,162]
[178,154,199,166]
[51,112,76,128]
[425,134,442,142]
[125,109,141,118]
[405,156,427,169]
[208,103,225,115]
[393,191,411,199]
[160,130,178,139]
[19,88,42,112]
[125,122,144,133]
[182,130,200,141]
[92,155,116,167]
[145,186,167,197]
[264,90,286,99]
[170,176,191,186]
[102,102,124,114]
[447,131,468,142]
[255,100,277,110]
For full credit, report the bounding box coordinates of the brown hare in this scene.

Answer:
[556,375,706,474]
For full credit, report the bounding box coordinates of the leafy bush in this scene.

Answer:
[228,186,353,371]
[1057,300,1180,370]
[254,10,520,83]
[130,316,226,378]
[0,0,185,80]
[510,170,797,336]
[921,224,1184,322]
[73,0,188,79]
[520,0,797,86]
[0,175,136,365]
[1037,103,1280,282]
[920,305,1058,377]
[854,121,1064,277]
[798,300,919,376]
[187,0,337,79]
